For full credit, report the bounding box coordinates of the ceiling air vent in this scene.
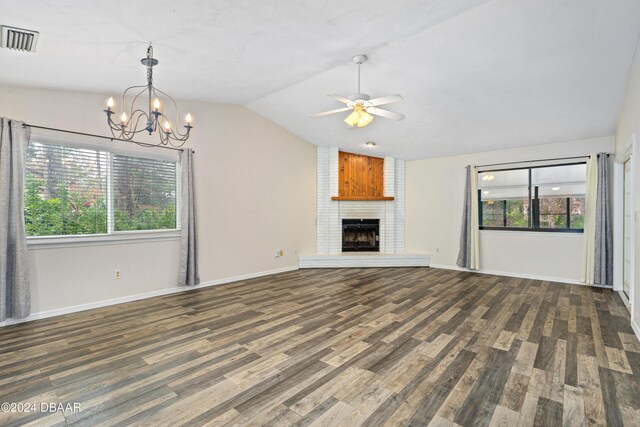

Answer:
[1,25,39,52]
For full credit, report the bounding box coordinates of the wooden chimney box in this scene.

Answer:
[331,151,394,201]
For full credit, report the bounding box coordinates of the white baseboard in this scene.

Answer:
[617,290,632,311]
[632,317,640,340]
[429,263,588,286]
[0,265,299,327]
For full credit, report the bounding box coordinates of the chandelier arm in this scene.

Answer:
[163,122,188,146]
[153,87,190,139]
[109,87,149,140]
[120,112,143,139]
[158,114,179,146]
[166,134,188,147]
[126,86,149,117]
[151,88,189,144]
[121,110,150,140]
[129,108,150,120]
[153,87,180,127]
[122,85,147,105]
[108,122,121,140]
[156,111,188,140]
[132,88,155,132]
[159,125,170,146]
[172,125,190,140]
[106,116,122,132]
[169,127,188,141]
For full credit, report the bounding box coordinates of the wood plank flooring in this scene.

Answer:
[1,267,639,426]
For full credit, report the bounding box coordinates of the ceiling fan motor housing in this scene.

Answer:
[348,93,371,102]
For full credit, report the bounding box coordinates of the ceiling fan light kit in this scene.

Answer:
[344,104,373,127]
[310,54,405,128]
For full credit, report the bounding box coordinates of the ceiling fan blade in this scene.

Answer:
[309,107,352,117]
[368,94,404,106]
[366,107,405,121]
[327,94,352,105]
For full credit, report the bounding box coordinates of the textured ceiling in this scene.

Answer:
[1,0,640,159]
[0,0,487,103]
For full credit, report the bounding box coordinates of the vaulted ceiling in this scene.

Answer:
[2,0,640,159]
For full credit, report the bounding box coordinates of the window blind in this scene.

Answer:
[25,142,108,236]
[111,154,178,231]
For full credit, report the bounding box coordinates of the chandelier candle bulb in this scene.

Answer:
[153,98,160,111]
[107,97,114,109]
[120,112,127,123]
[164,121,171,130]
[185,113,192,124]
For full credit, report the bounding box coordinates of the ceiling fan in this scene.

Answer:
[310,55,405,128]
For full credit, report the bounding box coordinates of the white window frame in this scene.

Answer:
[26,133,181,249]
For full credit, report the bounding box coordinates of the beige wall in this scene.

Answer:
[615,38,640,332]
[406,136,614,282]
[0,85,316,315]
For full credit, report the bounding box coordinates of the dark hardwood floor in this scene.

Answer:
[1,267,639,426]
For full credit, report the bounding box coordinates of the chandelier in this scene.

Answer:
[104,44,192,147]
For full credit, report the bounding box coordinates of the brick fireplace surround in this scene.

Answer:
[298,147,430,268]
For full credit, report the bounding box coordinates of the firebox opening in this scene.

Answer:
[342,219,380,252]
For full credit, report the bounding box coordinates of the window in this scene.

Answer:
[478,162,586,232]
[112,154,177,231]
[25,140,179,238]
[480,169,529,228]
[25,143,108,236]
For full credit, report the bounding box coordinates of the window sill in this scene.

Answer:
[27,230,181,249]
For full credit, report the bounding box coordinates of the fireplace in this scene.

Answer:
[342,219,380,252]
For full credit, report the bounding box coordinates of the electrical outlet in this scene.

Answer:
[114,270,121,279]
[275,250,284,257]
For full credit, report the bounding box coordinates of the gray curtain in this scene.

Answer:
[0,118,31,321]
[594,153,612,287]
[179,148,199,286]
[457,165,472,268]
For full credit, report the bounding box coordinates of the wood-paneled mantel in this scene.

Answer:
[331,151,394,201]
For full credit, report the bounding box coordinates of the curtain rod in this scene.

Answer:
[22,124,193,153]
[476,153,610,169]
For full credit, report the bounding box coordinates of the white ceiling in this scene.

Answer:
[2,0,640,159]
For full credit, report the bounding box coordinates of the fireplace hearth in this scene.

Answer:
[342,219,380,252]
